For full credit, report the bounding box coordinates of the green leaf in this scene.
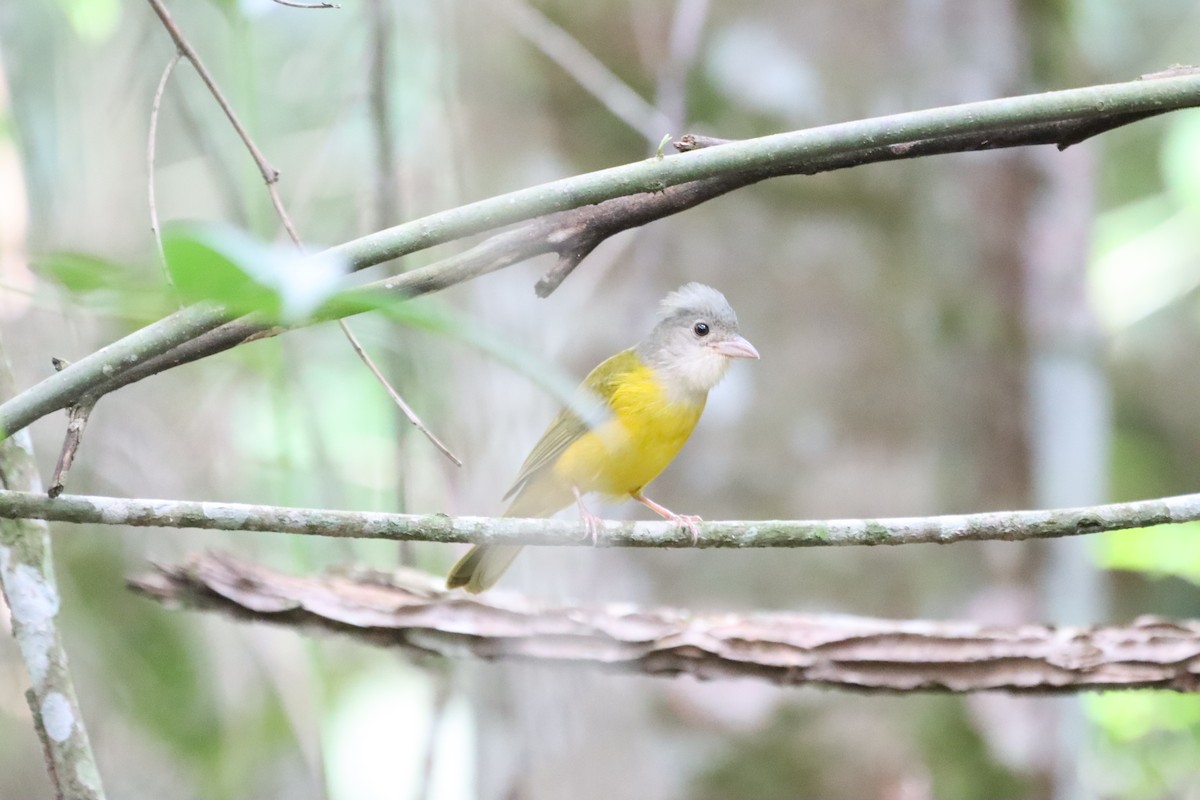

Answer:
[163,223,281,318]
[1095,521,1200,585]
[32,252,137,294]
[1085,692,1200,741]
[163,222,347,323]
[31,251,176,324]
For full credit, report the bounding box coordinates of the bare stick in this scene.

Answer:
[144,0,302,246]
[337,320,462,466]
[47,401,93,499]
[147,52,183,275]
[129,552,1200,693]
[5,487,1200,548]
[272,0,340,8]
[46,359,95,500]
[144,0,279,186]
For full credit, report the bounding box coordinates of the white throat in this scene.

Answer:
[651,346,731,404]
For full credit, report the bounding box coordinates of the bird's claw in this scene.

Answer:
[573,486,604,545]
[668,513,702,546]
[581,510,604,545]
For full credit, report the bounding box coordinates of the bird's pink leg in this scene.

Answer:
[572,486,604,545]
[633,492,702,545]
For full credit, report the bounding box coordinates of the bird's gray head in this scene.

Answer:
[636,282,759,401]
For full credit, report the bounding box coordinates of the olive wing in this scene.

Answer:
[502,348,641,501]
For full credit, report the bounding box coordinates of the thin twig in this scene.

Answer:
[130,552,1200,694]
[4,487,1200,548]
[47,359,95,499]
[337,320,463,466]
[147,52,182,278]
[144,0,459,466]
[144,0,280,186]
[144,0,303,245]
[272,0,340,8]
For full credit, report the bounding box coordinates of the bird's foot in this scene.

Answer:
[573,486,604,545]
[634,493,702,545]
[667,512,702,546]
[580,509,605,545]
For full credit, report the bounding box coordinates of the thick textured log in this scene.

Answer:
[130,552,1200,693]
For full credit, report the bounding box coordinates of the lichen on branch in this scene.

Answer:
[1,488,1198,549]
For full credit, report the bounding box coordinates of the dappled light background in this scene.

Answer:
[2,0,1200,798]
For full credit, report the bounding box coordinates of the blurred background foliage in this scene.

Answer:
[1,0,1200,798]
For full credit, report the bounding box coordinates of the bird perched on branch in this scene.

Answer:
[447,283,759,593]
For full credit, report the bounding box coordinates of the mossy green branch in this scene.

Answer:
[4,72,1200,439]
[1,488,1198,548]
[326,72,1200,267]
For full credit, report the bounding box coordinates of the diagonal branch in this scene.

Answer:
[128,551,1200,693]
[71,173,752,405]
[6,73,1200,439]
[2,488,1198,548]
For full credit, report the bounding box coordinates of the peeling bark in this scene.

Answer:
[130,552,1200,694]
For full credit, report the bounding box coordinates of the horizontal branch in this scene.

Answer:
[129,552,1200,693]
[5,73,1200,439]
[3,488,1199,547]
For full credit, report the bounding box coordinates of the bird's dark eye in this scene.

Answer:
[693,322,710,337]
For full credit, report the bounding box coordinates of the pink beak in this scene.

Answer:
[710,335,760,360]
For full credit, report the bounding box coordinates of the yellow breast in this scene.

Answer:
[553,363,704,497]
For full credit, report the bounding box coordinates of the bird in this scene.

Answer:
[446,282,759,593]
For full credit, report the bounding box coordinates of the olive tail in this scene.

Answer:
[445,544,524,593]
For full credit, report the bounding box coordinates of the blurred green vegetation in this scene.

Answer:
[1,1,1200,799]
[1085,92,1200,800]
